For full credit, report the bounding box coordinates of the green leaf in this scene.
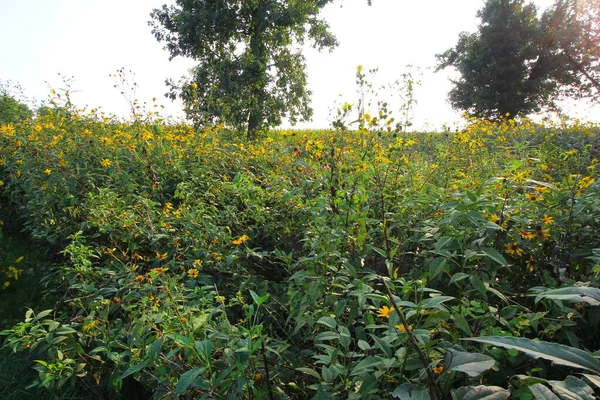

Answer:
[250,290,269,306]
[420,296,455,310]
[369,333,393,358]
[391,383,430,399]
[296,367,320,379]
[372,246,388,258]
[316,316,336,330]
[445,351,496,377]
[175,367,205,397]
[350,356,384,376]
[358,340,371,351]
[120,359,150,380]
[450,272,471,285]
[316,332,340,342]
[452,385,510,400]
[548,376,595,400]
[529,383,560,400]
[429,257,447,281]
[452,312,473,336]
[463,336,600,374]
[534,287,600,306]
[481,248,508,266]
[54,327,78,335]
[581,374,600,390]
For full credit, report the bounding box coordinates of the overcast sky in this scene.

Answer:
[1,0,598,130]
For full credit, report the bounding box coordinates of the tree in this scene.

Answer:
[0,82,32,124]
[540,0,600,99]
[150,0,337,139]
[436,0,600,121]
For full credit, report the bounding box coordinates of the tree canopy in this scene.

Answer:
[0,88,32,124]
[150,0,338,138]
[437,0,600,121]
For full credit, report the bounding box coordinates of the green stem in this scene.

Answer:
[380,277,440,400]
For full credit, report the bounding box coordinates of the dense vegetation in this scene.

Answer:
[0,92,599,399]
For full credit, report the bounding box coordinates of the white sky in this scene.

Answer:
[1,0,598,130]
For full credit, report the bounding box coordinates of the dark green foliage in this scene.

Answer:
[0,94,32,124]
[149,0,338,139]
[437,0,600,120]
[540,0,600,99]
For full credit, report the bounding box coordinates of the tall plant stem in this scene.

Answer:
[380,277,440,400]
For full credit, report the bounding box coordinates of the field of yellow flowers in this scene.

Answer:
[0,105,599,399]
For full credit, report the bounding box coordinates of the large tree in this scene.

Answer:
[540,0,600,99]
[436,0,600,121]
[150,0,337,138]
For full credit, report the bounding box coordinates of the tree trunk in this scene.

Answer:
[247,2,268,140]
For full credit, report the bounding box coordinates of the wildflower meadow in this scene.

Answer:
[0,87,599,399]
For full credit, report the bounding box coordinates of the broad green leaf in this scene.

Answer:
[452,312,473,336]
[445,351,496,377]
[581,374,600,390]
[316,316,336,330]
[359,374,378,395]
[391,383,430,399]
[481,248,508,266]
[358,340,371,350]
[316,332,340,342]
[175,367,205,397]
[34,310,54,320]
[54,326,78,335]
[529,383,560,400]
[464,336,600,374]
[120,359,150,379]
[450,272,471,285]
[372,246,388,258]
[429,257,447,281]
[250,290,270,306]
[452,385,510,400]
[548,376,595,400]
[485,283,509,304]
[420,296,455,310]
[369,333,393,357]
[350,356,384,376]
[295,367,320,379]
[534,287,600,306]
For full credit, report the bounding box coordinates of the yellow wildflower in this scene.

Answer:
[149,295,160,307]
[100,158,112,168]
[151,267,168,276]
[506,242,524,257]
[526,256,536,273]
[377,305,394,318]
[0,124,15,137]
[534,225,551,240]
[231,235,249,245]
[541,215,554,225]
[395,324,413,332]
[187,268,199,279]
[433,365,444,374]
[520,229,536,240]
[44,169,51,175]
